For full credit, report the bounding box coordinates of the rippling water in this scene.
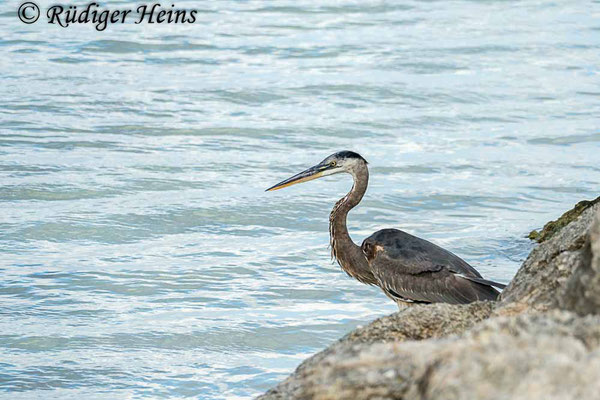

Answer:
[1,0,599,398]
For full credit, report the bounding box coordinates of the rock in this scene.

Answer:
[418,311,600,400]
[340,301,494,344]
[498,202,599,312]
[560,210,600,315]
[260,302,494,400]
[262,311,600,400]
[258,201,600,400]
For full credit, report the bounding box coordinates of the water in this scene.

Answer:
[1,0,599,398]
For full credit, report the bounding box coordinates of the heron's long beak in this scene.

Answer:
[266,164,329,191]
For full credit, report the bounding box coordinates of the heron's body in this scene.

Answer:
[267,151,504,306]
[361,229,501,303]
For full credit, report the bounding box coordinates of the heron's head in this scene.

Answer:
[266,151,368,191]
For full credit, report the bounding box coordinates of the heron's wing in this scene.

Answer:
[458,275,506,289]
[362,229,502,304]
[374,263,501,304]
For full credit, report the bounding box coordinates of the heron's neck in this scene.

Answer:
[331,167,368,218]
[329,165,376,285]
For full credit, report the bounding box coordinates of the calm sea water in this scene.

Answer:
[1,0,599,398]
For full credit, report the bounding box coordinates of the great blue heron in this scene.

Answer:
[266,151,505,306]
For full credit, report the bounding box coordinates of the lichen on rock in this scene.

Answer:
[528,196,600,243]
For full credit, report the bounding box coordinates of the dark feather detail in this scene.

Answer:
[457,274,507,289]
[334,150,368,164]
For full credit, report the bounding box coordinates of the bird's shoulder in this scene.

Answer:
[361,228,481,277]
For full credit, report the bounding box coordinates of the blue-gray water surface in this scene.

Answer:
[1,0,600,398]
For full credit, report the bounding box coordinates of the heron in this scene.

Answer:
[266,151,506,306]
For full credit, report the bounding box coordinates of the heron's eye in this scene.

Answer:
[330,161,337,167]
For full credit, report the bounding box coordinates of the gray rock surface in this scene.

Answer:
[560,211,600,315]
[499,202,598,312]
[266,312,600,400]
[258,202,600,400]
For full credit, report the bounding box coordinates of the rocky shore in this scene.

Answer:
[258,198,600,400]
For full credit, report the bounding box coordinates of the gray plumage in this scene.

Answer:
[361,229,503,304]
[267,150,505,306]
